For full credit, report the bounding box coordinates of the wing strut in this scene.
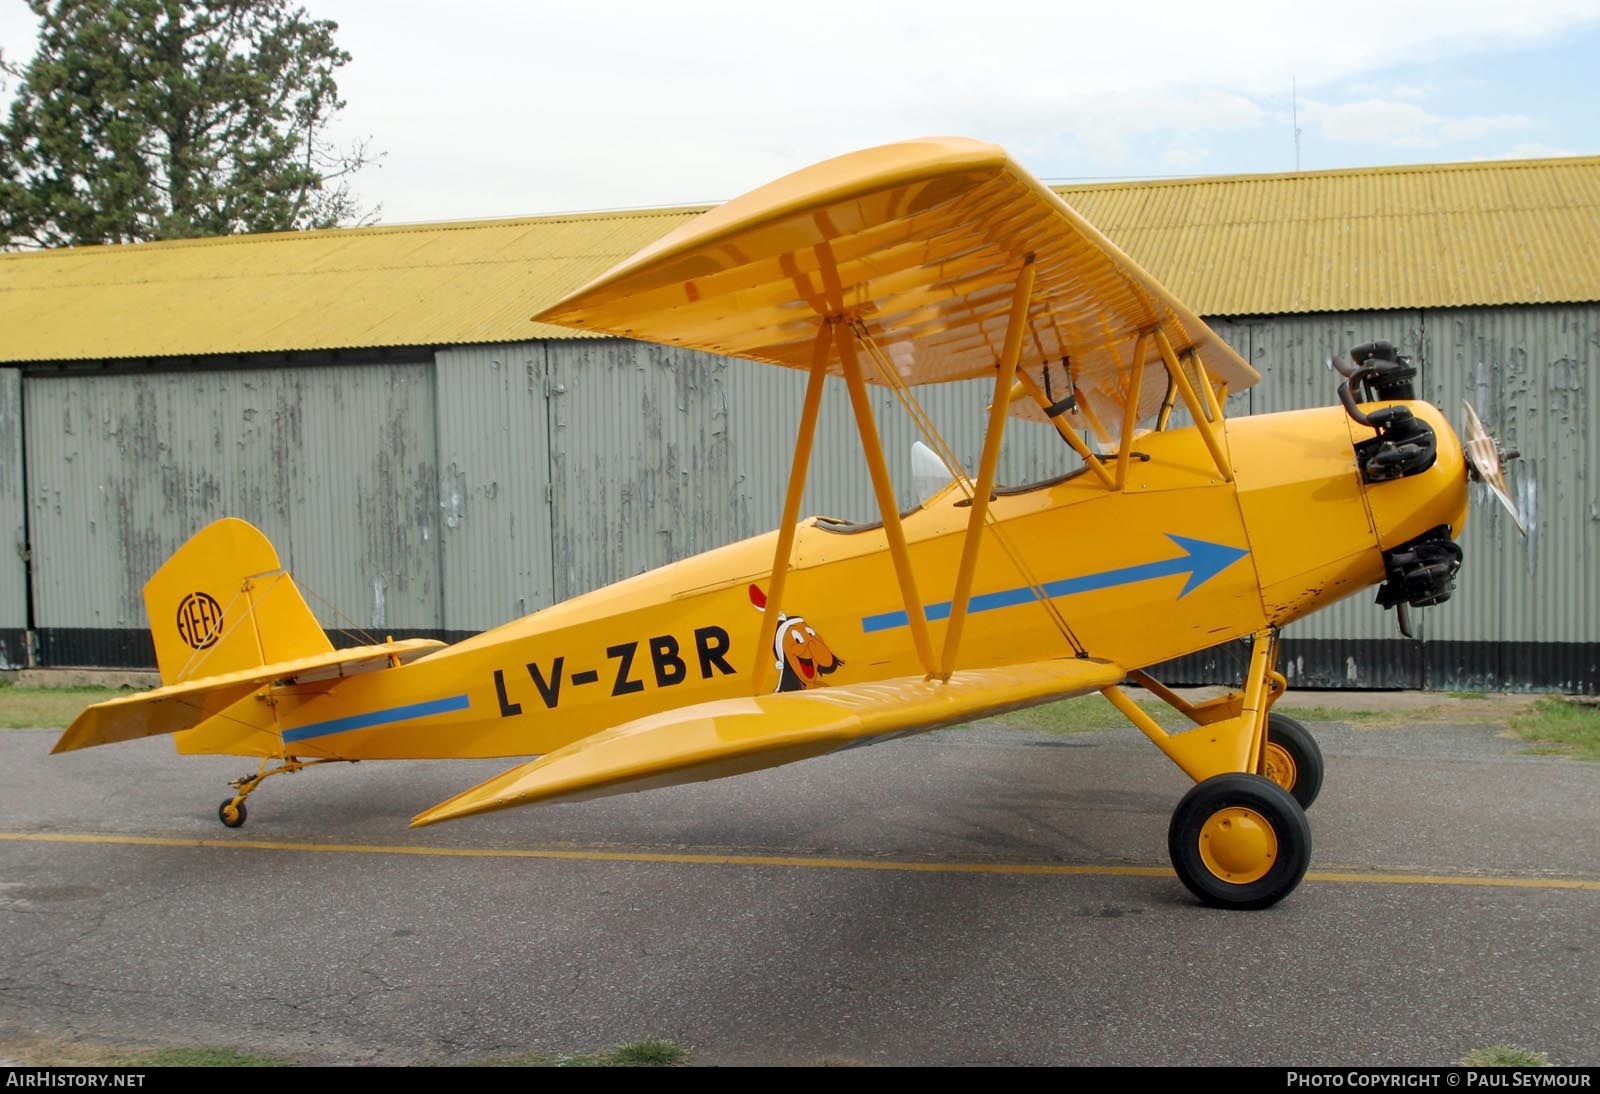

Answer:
[752,321,833,694]
[836,321,939,677]
[1114,332,1151,491]
[1154,327,1233,483]
[938,254,1036,677]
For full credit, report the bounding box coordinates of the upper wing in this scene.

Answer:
[533,137,1256,432]
[410,656,1125,826]
[51,639,445,753]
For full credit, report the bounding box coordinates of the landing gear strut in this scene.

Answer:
[1103,629,1321,909]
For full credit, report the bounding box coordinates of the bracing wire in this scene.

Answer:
[849,321,1089,658]
[297,580,383,649]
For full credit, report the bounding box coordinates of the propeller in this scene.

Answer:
[1381,401,1526,640]
[1461,401,1527,536]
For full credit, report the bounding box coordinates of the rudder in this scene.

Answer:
[145,518,332,685]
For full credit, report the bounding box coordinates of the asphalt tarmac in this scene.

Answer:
[0,709,1595,1066]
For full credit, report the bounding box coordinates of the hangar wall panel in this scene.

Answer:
[283,363,441,639]
[435,344,555,633]
[0,369,26,666]
[1423,305,1598,690]
[547,341,749,603]
[23,362,441,666]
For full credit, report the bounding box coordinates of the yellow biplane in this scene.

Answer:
[55,138,1521,909]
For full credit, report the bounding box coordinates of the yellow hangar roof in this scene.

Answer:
[1,153,1596,364]
[0,206,705,363]
[1057,155,1600,317]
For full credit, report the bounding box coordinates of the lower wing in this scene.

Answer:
[411,656,1125,827]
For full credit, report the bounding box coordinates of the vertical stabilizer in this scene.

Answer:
[143,518,332,685]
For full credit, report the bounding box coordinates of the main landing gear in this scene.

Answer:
[216,756,352,828]
[1102,630,1325,909]
[1168,773,1311,910]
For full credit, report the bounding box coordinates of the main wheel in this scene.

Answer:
[1168,773,1311,910]
[1262,712,1324,810]
[218,798,247,828]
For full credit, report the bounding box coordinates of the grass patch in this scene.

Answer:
[611,1039,689,1066]
[1278,703,1394,725]
[992,694,1188,734]
[0,684,129,729]
[1508,697,1600,760]
[1459,1044,1550,1067]
[479,1039,689,1067]
[1276,698,1535,728]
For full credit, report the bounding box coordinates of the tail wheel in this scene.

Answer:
[1262,712,1324,810]
[1168,773,1311,910]
[218,798,247,828]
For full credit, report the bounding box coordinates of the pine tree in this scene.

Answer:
[0,0,377,247]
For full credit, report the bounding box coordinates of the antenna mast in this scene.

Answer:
[1292,77,1303,171]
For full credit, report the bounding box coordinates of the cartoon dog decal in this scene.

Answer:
[748,584,844,693]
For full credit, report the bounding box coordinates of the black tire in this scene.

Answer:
[1264,712,1324,810]
[218,798,247,828]
[1168,773,1311,910]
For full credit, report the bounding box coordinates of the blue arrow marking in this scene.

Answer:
[281,694,471,744]
[860,534,1249,633]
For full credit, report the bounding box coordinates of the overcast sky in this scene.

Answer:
[4,0,1599,225]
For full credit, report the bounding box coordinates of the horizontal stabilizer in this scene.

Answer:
[411,657,1125,827]
[52,639,445,754]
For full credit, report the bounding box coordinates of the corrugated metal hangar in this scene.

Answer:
[0,154,1595,691]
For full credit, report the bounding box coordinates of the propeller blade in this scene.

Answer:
[1461,402,1528,537]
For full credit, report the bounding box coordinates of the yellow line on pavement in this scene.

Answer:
[1,831,1596,891]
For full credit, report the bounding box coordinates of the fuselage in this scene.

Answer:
[177,400,1468,761]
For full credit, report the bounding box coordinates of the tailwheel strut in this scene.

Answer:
[217,757,352,828]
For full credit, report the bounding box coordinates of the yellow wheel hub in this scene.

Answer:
[1262,741,1298,794]
[1198,806,1278,884]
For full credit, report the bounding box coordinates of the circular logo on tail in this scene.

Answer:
[176,592,223,649]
